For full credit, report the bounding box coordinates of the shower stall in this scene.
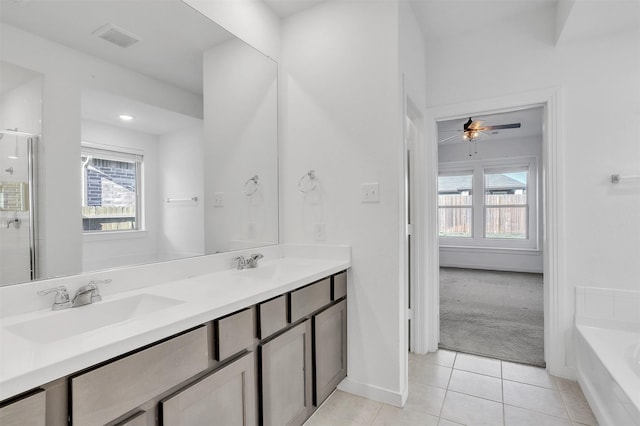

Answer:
[0,130,38,285]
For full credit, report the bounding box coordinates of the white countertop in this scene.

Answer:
[0,253,350,401]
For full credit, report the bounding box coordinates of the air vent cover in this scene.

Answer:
[92,23,141,48]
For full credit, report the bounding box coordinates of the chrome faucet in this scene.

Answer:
[234,255,248,270]
[71,279,111,307]
[37,285,72,310]
[247,253,263,268]
[233,253,263,270]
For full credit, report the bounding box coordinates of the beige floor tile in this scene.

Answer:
[438,419,465,426]
[453,353,502,378]
[303,407,370,426]
[505,404,573,426]
[312,390,382,424]
[371,405,439,426]
[556,379,598,426]
[417,349,457,367]
[504,380,568,419]
[405,382,446,416]
[448,369,503,402]
[502,361,557,389]
[440,390,504,425]
[409,358,452,389]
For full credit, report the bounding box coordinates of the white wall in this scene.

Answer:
[184,0,281,61]
[158,125,205,260]
[425,5,640,371]
[81,120,160,271]
[438,135,544,273]
[0,23,202,280]
[202,37,279,253]
[280,0,407,405]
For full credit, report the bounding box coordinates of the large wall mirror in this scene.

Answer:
[0,0,278,286]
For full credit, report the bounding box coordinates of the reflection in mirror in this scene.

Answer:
[0,1,278,286]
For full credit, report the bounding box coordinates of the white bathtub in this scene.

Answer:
[576,324,640,425]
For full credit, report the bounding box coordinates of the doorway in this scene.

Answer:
[414,89,570,377]
[436,107,544,366]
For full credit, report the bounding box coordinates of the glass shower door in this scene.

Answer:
[0,133,37,285]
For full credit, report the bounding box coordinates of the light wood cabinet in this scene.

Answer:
[71,327,209,425]
[113,410,149,426]
[215,307,255,361]
[290,278,331,323]
[160,352,256,426]
[258,295,287,339]
[0,389,45,426]
[332,271,347,300]
[260,320,313,426]
[313,299,347,406]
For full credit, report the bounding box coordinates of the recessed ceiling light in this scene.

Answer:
[119,114,134,121]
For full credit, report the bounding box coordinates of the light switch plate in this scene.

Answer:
[361,183,380,203]
[213,192,224,207]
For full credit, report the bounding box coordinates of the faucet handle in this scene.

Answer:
[250,253,264,260]
[234,256,247,269]
[38,285,71,310]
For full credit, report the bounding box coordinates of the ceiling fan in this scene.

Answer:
[439,117,521,143]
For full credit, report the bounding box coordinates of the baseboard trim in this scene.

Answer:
[337,377,408,407]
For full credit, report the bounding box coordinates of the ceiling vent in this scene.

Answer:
[92,23,141,48]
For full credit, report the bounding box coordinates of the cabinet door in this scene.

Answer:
[313,300,347,405]
[0,390,45,426]
[260,320,312,426]
[160,352,256,426]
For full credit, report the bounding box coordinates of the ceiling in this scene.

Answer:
[410,0,556,42]
[263,0,327,18]
[437,107,544,145]
[82,90,203,136]
[0,0,232,95]
[262,0,639,44]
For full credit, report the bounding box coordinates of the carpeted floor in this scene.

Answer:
[439,267,545,367]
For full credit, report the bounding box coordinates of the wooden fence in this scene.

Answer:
[439,194,527,238]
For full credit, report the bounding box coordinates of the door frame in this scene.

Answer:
[414,87,573,378]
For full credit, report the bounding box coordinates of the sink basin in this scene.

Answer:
[5,294,184,344]
[231,259,318,281]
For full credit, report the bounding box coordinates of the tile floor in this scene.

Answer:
[305,350,598,426]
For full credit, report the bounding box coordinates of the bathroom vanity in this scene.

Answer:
[0,247,350,426]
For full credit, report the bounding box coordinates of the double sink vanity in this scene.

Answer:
[0,245,350,425]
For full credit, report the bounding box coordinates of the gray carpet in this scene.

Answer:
[439,267,545,367]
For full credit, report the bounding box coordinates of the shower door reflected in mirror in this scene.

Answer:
[0,132,38,286]
[0,1,278,286]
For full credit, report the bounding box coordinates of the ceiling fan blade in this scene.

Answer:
[438,134,462,143]
[467,120,484,130]
[482,123,521,131]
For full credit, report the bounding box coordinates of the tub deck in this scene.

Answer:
[576,324,640,425]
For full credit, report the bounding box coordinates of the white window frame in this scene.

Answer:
[81,142,144,234]
[437,169,474,238]
[439,156,539,250]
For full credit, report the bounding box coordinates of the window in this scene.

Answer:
[484,169,528,239]
[438,173,473,237]
[81,145,143,232]
[439,158,538,250]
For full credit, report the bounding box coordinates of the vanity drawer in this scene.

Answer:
[71,327,208,426]
[258,295,287,339]
[0,389,45,426]
[332,271,347,300]
[290,278,331,323]
[114,411,149,426]
[214,307,255,361]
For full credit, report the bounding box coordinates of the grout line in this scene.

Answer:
[501,360,506,426]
